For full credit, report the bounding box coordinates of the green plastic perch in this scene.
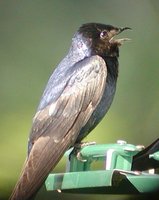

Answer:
[45,140,159,194]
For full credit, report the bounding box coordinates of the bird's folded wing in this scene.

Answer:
[10,55,107,200]
[29,55,107,146]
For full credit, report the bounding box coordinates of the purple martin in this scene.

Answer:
[10,23,130,200]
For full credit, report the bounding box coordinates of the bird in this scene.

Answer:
[9,23,130,200]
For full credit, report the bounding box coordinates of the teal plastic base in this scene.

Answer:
[45,141,159,194]
[45,170,159,194]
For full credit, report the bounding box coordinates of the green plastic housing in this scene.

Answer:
[45,141,159,194]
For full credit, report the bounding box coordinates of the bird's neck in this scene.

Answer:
[103,56,119,81]
[69,34,119,81]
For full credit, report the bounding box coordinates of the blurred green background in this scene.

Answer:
[0,0,159,199]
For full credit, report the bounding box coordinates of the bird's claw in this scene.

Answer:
[76,152,87,162]
[76,142,96,162]
[69,141,96,161]
[78,141,96,148]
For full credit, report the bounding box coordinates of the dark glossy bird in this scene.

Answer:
[10,23,130,200]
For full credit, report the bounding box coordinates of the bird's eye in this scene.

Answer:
[100,30,108,39]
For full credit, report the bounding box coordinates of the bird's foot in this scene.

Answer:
[76,151,87,162]
[78,141,96,148]
[69,141,96,162]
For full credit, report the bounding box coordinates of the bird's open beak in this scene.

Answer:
[118,27,132,34]
[109,27,131,46]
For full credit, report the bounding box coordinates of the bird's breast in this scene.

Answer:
[75,74,117,143]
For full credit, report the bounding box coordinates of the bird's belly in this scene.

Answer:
[75,80,116,143]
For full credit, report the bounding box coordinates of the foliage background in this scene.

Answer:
[0,0,159,199]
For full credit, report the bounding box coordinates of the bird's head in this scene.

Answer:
[77,23,131,57]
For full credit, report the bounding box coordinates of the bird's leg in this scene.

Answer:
[69,141,96,162]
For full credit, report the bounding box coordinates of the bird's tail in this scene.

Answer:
[9,135,72,200]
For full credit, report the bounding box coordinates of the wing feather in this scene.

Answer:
[29,55,107,144]
[10,55,107,200]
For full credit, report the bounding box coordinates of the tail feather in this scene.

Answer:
[9,135,72,200]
